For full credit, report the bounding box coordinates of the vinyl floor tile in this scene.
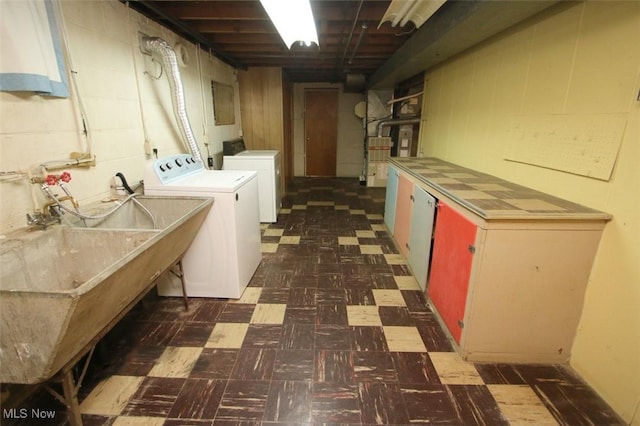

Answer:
[121,377,185,417]
[215,380,270,420]
[249,303,287,324]
[230,287,262,304]
[264,380,312,423]
[383,325,428,352]
[167,378,226,419]
[372,289,407,306]
[352,351,398,382]
[112,416,165,426]
[230,348,276,380]
[242,324,282,347]
[350,326,388,351]
[169,322,214,347]
[346,305,382,326]
[400,384,460,424]
[272,349,315,380]
[148,346,202,378]
[429,352,485,385]
[315,324,352,350]
[311,383,362,424]
[488,384,559,425]
[205,323,249,348]
[358,382,410,424]
[394,275,421,290]
[189,348,238,379]
[80,375,144,415]
[359,244,383,254]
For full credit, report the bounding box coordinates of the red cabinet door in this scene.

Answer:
[393,174,413,256]
[428,202,477,343]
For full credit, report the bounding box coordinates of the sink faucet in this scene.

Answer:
[26,210,61,229]
[27,171,81,229]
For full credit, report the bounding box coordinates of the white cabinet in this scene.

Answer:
[386,157,611,363]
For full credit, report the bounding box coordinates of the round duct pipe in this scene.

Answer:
[140,36,205,165]
[344,73,366,93]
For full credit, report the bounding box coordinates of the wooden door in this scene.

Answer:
[304,89,338,176]
[393,174,413,257]
[428,202,477,343]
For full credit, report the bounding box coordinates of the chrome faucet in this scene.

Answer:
[25,210,61,229]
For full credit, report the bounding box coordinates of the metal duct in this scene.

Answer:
[140,36,205,165]
[344,73,366,93]
[376,118,420,137]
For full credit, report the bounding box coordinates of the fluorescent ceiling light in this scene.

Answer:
[260,0,319,48]
[379,0,447,29]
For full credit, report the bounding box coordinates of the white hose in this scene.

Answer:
[41,188,157,229]
[140,36,204,164]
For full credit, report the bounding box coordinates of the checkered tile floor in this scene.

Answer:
[3,178,623,425]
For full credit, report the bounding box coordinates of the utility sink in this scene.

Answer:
[0,196,213,384]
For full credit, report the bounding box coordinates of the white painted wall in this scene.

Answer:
[418,2,640,423]
[0,0,241,234]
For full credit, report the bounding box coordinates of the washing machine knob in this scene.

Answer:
[159,165,165,172]
[165,162,172,170]
[175,158,183,167]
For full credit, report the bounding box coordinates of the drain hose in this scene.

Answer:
[115,172,135,195]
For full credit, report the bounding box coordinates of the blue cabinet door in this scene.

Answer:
[408,186,436,291]
[384,165,399,234]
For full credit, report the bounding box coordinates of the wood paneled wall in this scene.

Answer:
[238,67,290,194]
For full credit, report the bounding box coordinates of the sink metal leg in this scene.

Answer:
[177,260,189,310]
[62,369,82,426]
[168,259,189,310]
[44,346,95,426]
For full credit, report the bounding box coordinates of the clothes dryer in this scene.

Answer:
[223,138,281,223]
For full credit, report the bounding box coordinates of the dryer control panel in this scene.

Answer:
[146,154,204,185]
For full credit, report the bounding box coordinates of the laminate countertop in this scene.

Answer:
[389,157,612,222]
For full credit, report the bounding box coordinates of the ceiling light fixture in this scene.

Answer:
[379,0,447,29]
[260,0,319,48]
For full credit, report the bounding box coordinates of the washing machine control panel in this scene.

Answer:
[151,154,204,184]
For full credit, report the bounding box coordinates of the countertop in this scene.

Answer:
[389,157,612,221]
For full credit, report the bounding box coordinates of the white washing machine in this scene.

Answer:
[144,154,261,298]
[223,139,281,223]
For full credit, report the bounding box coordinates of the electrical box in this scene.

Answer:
[397,125,413,158]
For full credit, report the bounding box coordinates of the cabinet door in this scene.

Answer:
[408,187,436,291]
[393,173,413,256]
[384,165,399,233]
[428,202,477,343]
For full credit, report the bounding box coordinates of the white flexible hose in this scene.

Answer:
[41,188,157,229]
[140,36,205,164]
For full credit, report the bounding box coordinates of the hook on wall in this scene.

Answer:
[144,57,163,80]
